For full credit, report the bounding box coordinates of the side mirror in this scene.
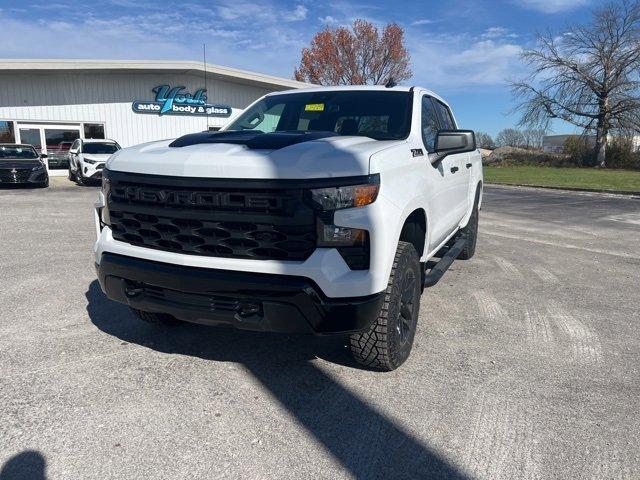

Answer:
[433,130,476,162]
[40,153,48,159]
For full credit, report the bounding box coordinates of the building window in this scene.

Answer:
[84,123,105,139]
[0,121,15,143]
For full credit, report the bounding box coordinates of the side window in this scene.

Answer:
[70,140,80,151]
[421,96,439,152]
[434,101,456,130]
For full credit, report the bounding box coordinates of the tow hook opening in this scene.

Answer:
[124,280,144,298]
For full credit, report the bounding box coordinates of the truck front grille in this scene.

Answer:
[107,172,317,262]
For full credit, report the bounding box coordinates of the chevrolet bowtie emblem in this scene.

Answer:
[10,168,17,174]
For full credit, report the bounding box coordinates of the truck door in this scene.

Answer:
[421,96,463,249]
[433,100,470,222]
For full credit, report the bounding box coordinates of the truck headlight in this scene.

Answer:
[99,173,111,226]
[309,182,379,211]
[84,158,98,164]
[32,162,46,171]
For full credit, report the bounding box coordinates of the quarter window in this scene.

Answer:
[421,97,439,152]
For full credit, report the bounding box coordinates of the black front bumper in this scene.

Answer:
[96,253,384,334]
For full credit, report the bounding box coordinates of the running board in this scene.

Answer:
[423,237,466,288]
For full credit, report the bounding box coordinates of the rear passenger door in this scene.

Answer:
[433,100,470,224]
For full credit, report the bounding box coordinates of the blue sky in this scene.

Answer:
[0,0,596,137]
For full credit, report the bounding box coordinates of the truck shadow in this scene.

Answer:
[85,280,469,479]
[0,451,47,480]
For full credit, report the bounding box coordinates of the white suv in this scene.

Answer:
[68,139,120,185]
[94,85,482,370]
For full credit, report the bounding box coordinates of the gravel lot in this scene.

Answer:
[1,178,639,479]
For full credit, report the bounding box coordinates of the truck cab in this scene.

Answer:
[94,85,482,370]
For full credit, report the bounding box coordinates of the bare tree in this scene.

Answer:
[522,129,546,150]
[496,128,525,148]
[294,20,412,85]
[511,0,640,167]
[475,131,496,149]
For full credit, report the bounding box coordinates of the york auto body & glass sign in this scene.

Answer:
[132,85,232,117]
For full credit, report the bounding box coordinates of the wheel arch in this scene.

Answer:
[399,208,427,258]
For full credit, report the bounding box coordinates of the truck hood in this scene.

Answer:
[107,136,404,179]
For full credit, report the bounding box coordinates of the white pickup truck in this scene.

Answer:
[94,85,483,370]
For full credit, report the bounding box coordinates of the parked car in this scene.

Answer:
[68,139,121,185]
[94,85,482,370]
[0,144,49,187]
[46,141,73,169]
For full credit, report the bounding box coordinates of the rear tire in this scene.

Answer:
[349,241,421,371]
[130,308,180,326]
[458,200,479,260]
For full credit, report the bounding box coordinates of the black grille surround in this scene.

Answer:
[0,168,31,183]
[105,170,375,266]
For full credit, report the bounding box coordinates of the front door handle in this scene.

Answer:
[450,166,459,173]
[466,163,472,169]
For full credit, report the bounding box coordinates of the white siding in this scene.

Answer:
[0,71,277,147]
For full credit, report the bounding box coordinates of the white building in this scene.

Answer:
[543,133,640,153]
[0,59,308,174]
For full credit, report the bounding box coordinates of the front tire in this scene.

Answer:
[75,167,85,186]
[350,241,421,371]
[130,308,180,326]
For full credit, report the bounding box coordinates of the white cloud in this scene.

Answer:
[481,27,518,39]
[518,0,590,14]
[406,31,524,89]
[0,6,307,78]
[411,19,434,26]
[319,15,337,25]
[283,5,308,22]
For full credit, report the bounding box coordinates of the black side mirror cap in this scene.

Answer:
[433,130,476,162]
[40,153,48,158]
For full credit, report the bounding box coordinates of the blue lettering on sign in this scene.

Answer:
[132,84,232,117]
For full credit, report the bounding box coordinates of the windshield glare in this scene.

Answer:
[83,143,119,154]
[0,146,39,159]
[226,91,413,141]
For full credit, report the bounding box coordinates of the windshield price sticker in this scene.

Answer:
[305,103,325,112]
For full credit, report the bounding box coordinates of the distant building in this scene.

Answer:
[542,135,595,153]
[543,134,640,153]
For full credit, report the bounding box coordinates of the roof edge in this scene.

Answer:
[0,58,311,90]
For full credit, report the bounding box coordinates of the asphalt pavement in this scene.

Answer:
[0,178,638,479]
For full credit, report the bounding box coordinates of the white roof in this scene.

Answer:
[265,84,448,106]
[82,138,118,144]
[0,59,311,91]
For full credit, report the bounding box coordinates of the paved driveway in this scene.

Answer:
[1,179,638,479]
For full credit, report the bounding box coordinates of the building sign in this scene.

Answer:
[132,85,232,117]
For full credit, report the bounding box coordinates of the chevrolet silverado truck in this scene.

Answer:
[94,85,482,370]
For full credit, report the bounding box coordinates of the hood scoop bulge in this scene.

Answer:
[169,130,339,150]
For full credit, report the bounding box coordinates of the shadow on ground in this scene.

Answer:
[0,451,47,480]
[83,280,469,480]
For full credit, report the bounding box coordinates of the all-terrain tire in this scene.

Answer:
[349,241,421,371]
[458,199,479,260]
[130,308,180,326]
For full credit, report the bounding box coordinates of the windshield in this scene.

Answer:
[83,143,119,154]
[0,145,39,159]
[226,91,413,141]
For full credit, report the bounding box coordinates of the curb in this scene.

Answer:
[485,182,640,198]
